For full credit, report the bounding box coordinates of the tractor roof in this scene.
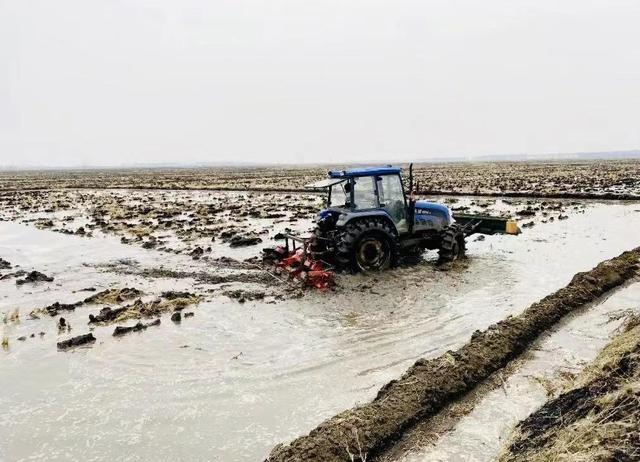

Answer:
[305,177,346,189]
[328,166,401,178]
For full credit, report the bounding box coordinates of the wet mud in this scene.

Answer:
[113,319,161,337]
[0,188,320,256]
[0,183,590,304]
[266,248,640,462]
[21,283,201,348]
[36,287,143,317]
[15,270,54,285]
[57,333,96,350]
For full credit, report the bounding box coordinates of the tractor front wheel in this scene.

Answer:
[438,224,466,263]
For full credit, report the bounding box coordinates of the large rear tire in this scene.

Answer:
[336,218,399,272]
[438,224,466,263]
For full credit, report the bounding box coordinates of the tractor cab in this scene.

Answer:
[306,167,409,234]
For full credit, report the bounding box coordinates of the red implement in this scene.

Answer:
[265,240,334,289]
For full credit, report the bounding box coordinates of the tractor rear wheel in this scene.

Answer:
[336,218,399,272]
[438,224,466,263]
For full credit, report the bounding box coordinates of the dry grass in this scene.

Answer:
[2,308,19,324]
[499,322,640,462]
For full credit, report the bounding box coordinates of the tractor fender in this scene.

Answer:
[337,211,399,235]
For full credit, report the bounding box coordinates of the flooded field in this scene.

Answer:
[1,187,640,461]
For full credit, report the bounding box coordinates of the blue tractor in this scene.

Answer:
[305,165,518,272]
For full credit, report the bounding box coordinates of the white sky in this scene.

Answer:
[1,0,639,167]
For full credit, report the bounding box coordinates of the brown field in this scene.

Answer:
[2,159,640,198]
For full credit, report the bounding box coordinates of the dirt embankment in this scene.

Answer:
[266,248,640,462]
[499,318,640,462]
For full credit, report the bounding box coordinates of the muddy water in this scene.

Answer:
[1,200,639,461]
[398,281,640,462]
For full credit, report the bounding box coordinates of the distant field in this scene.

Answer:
[1,159,640,198]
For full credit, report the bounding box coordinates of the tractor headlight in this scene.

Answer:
[316,210,339,230]
[316,210,331,223]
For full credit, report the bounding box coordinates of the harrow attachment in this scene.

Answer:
[263,234,334,290]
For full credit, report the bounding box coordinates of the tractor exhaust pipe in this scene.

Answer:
[408,163,414,195]
[408,163,415,234]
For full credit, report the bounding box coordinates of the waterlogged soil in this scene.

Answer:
[0,189,322,260]
[1,189,639,461]
[0,187,588,299]
[1,159,640,198]
[0,188,587,258]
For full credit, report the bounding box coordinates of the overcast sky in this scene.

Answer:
[1,0,639,167]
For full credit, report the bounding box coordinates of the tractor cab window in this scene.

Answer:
[352,176,377,209]
[377,174,408,233]
[329,181,350,208]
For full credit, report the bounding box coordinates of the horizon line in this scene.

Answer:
[1,149,640,172]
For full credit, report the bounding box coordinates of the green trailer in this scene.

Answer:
[453,213,521,236]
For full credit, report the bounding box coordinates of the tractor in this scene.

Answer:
[303,165,519,272]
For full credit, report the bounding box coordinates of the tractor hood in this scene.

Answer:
[413,201,453,227]
[415,201,452,216]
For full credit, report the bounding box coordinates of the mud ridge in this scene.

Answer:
[57,333,96,350]
[16,271,54,285]
[113,319,161,336]
[266,247,640,462]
